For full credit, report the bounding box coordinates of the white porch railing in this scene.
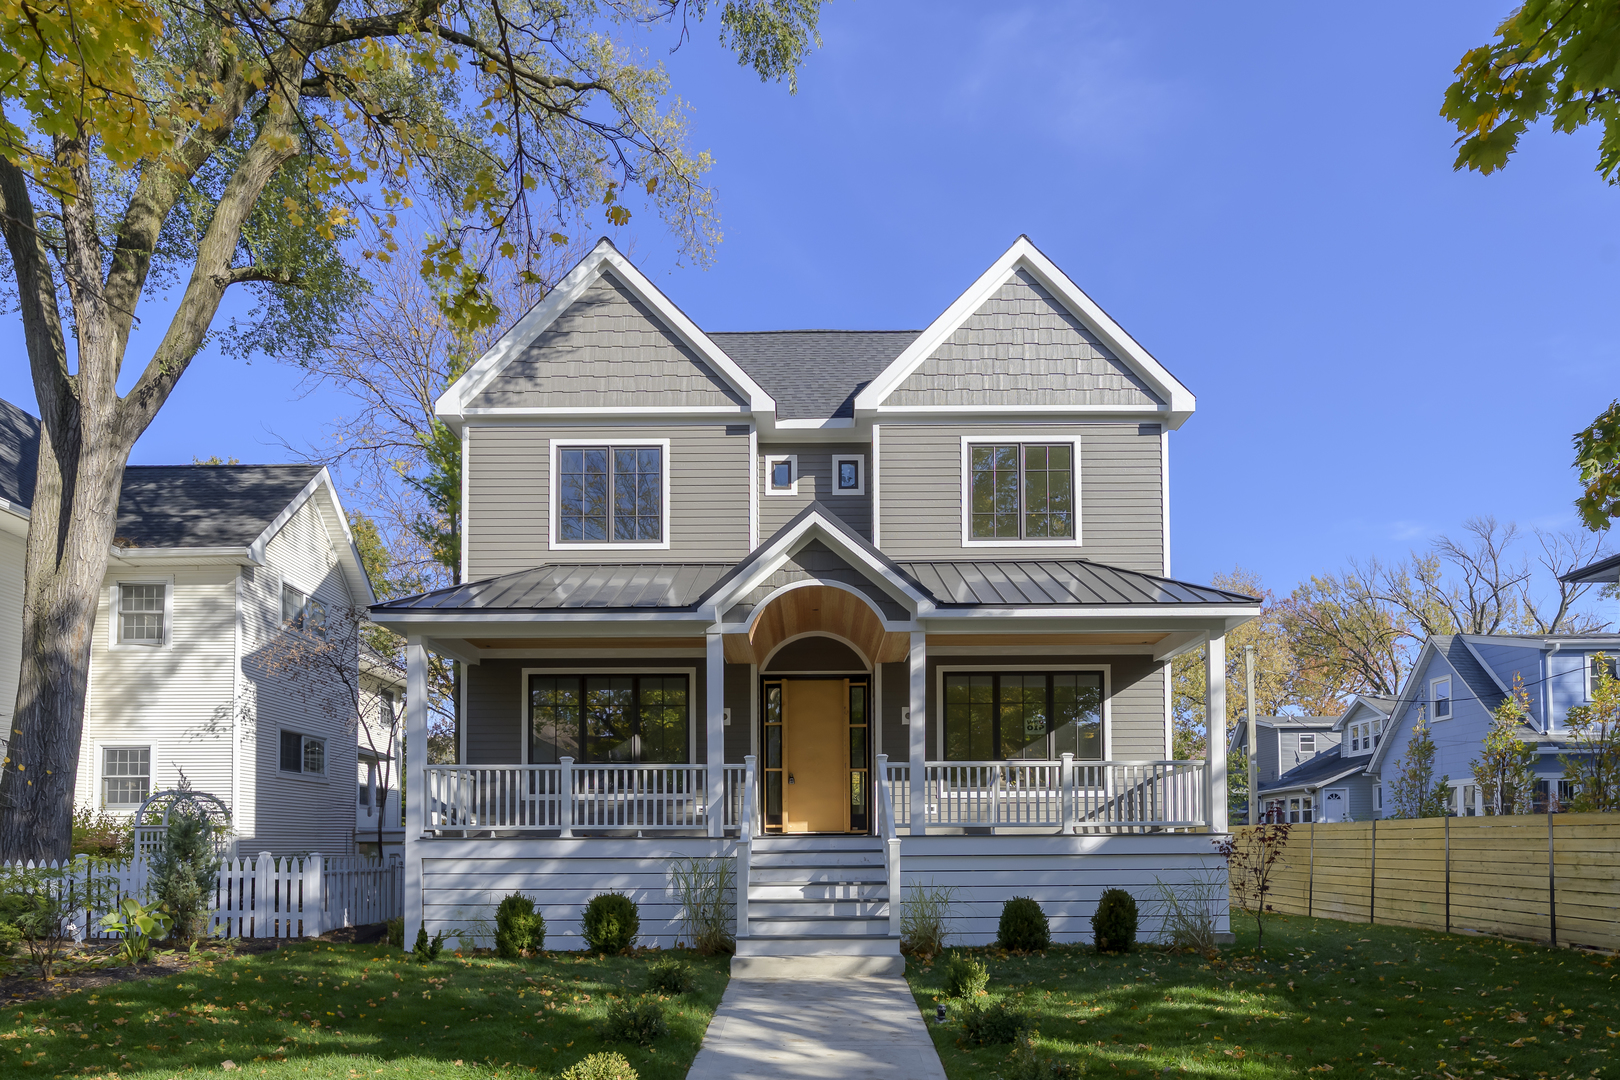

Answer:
[886,758,1207,832]
[425,761,751,834]
[734,756,757,942]
[875,755,901,937]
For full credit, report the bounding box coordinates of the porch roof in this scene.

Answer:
[898,559,1254,607]
[371,562,729,612]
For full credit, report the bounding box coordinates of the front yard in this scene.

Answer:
[908,913,1618,1079]
[1,943,729,1080]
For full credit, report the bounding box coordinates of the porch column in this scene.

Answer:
[909,630,927,836]
[404,636,428,951]
[706,632,725,837]
[1205,633,1229,833]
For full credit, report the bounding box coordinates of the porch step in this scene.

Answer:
[740,834,897,956]
[749,913,892,936]
[734,934,902,958]
[749,882,887,902]
[749,864,887,885]
[750,899,888,919]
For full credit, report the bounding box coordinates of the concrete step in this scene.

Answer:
[748,881,887,902]
[749,864,887,886]
[749,898,889,919]
[734,933,903,958]
[749,914,892,937]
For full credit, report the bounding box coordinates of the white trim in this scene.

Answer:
[748,426,759,550]
[853,236,1195,424]
[478,647,707,659]
[764,453,799,497]
[547,438,673,551]
[276,727,331,782]
[1160,427,1170,578]
[1319,787,1350,824]
[460,426,471,583]
[729,579,912,637]
[1430,676,1453,721]
[749,664,760,761]
[775,417,856,430]
[436,240,775,420]
[958,434,1083,548]
[760,630,874,672]
[245,467,376,606]
[932,664,1111,762]
[93,739,158,812]
[830,454,866,497]
[873,662,883,760]
[107,576,174,651]
[231,567,245,821]
[871,424,882,548]
[518,666,699,765]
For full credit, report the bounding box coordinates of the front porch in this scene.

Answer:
[375,507,1256,954]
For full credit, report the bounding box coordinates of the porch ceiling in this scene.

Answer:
[723,583,911,667]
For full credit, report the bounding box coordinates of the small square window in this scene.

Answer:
[831,454,865,496]
[280,730,326,775]
[117,583,166,646]
[1431,677,1452,720]
[765,454,797,496]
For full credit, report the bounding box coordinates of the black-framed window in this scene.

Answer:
[968,443,1075,539]
[557,446,663,542]
[943,671,1102,761]
[528,673,689,764]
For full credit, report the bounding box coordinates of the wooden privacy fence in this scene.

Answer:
[1231,812,1620,951]
[1,852,403,941]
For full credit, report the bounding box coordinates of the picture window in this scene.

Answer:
[556,444,664,542]
[943,671,1102,761]
[528,673,689,764]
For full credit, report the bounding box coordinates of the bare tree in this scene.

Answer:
[1525,527,1612,634]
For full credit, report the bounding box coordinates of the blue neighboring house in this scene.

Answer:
[1366,633,1620,816]
[1256,695,1394,823]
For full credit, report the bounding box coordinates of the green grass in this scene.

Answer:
[908,913,1620,1079]
[1,944,728,1080]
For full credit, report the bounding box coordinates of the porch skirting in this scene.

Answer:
[412,832,1227,950]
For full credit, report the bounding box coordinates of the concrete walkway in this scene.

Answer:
[685,969,948,1080]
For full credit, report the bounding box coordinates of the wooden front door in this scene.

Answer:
[781,679,849,833]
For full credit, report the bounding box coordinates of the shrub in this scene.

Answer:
[1150,871,1222,955]
[670,857,734,955]
[582,893,639,955]
[943,952,989,998]
[0,919,20,959]
[559,1051,640,1080]
[99,897,174,965]
[960,1000,1031,1046]
[601,997,667,1047]
[1003,1032,1079,1080]
[997,896,1050,953]
[1092,888,1138,953]
[495,893,545,958]
[386,918,404,948]
[900,880,955,960]
[646,958,696,995]
[150,812,222,945]
[413,924,448,962]
[71,805,134,859]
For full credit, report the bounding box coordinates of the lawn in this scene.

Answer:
[908,913,1619,1079]
[0,943,729,1080]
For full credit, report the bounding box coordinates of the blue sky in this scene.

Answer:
[3,1,1617,602]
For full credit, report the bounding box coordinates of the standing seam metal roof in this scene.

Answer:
[896,559,1253,606]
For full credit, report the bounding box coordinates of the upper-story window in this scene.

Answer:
[116,582,167,647]
[966,442,1076,541]
[1431,677,1452,720]
[1298,733,1316,754]
[1589,653,1619,700]
[282,583,327,639]
[556,444,665,543]
[831,454,865,496]
[764,454,798,496]
[1371,718,1382,746]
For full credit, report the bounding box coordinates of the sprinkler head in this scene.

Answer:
[936,1002,948,1023]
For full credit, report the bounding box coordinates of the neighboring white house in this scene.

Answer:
[0,399,377,855]
[355,649,407,859]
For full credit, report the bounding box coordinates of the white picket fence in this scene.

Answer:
[0,852,403,941]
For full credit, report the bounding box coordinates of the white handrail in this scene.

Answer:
[736,755,756,942]
[876,754,902,938]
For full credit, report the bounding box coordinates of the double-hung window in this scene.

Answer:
[280,730,327,775]
[1298,733,1317,755]
[1590,654,1619,700]
[528,673,690,764]
[967,442,1075,541]
[556,445,665,543]
[102,747,151,807]
[943,671,1102,761]
[282,583,327,639]
[116,583,166,646]
[1431,677,1452,720]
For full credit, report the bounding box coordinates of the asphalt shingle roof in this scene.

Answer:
[1432,634,1508,711]
[0,397,40,509]
[709,331,920,420]
[116,465,320,548]
[1259,746,1366,794]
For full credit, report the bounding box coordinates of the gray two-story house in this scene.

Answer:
[370,236,1260,967]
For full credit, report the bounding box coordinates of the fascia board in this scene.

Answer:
[701,512,928,615]
[107,546,253,564]
[0,501,31,537]
[854,236,1195,418]
[436,239,776,422]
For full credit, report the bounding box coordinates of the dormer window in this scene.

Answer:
[552,441,669,547]
[1431,677,1452,720]
[1350,725,1361,752]
[1372,718,1382,746]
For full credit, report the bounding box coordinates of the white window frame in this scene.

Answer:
[279,578,329,640]
[830,454,866,496]
[1375,784,1383,813]
[547,438,672,550]
[1298,733,1317,754]
[959,434,1083,548]
[763,453,799,497]
[934,663,1110,761]
[96,741,155,810]
[278,728,329,781]
[109,577,173,650]
[1430,676,1453,721]
[520,666,699,765]
[1586,653,1619,701]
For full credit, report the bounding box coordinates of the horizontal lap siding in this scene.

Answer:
[420,838,732,949]
[1233,814,1620,951]
[877,423,1163,573]
[899,836,1227,946]
[758,443,872,540]
[466,424,750,579]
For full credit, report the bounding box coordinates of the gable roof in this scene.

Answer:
[853,236,1195,425]
[710,331,919,421]
[116,465,322,548]
[1228,714,1342,755]
[1258,746,1369,796]
[1366,634,1513,774]
[0,396,40,513]
[435,238,774,424]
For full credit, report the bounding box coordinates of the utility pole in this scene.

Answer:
[1245,644,1258,826]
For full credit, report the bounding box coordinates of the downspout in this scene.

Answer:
[1544,642,1562,734]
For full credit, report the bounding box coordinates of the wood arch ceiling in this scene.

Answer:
[722,584,911,666]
